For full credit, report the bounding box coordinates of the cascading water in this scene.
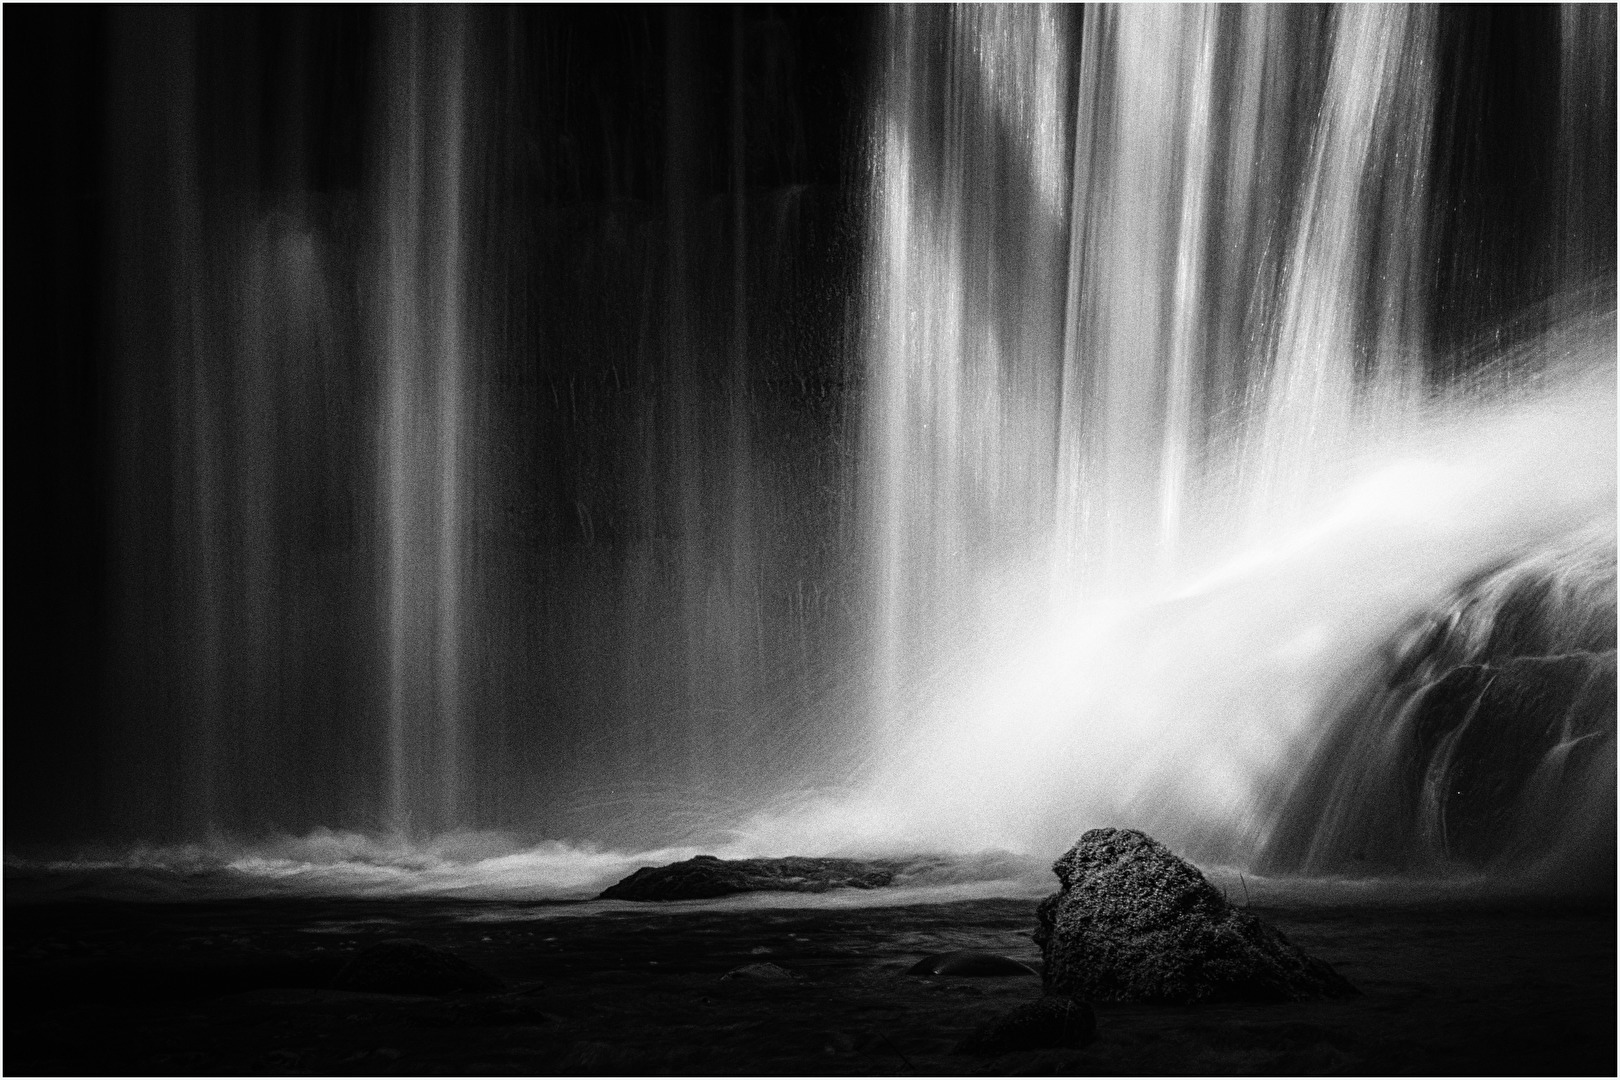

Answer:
[8,5,1614,899]
[1257,524,1616,887]
[818,4,1615,883]
[860,6,1445,723]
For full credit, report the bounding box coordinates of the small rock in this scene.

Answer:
[720,962,800,981]
[599,854,898,901]
[907,950,1038,977]
[330,938,506,995]
[955,996,1097,1054]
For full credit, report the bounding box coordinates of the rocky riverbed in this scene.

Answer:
[4,884,1612,1075]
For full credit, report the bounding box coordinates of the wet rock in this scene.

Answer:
[330,938,505,995]
[1257,536,1617,883]
[599,854,897,900]
[720,961,800,981]
[907,950,1038,977]
[955,996,1096,1054]
[1035,829,1354,1004]
[1407,651,1615,865]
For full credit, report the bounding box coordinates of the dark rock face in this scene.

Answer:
[955,996,1097,1054]
[330,938,505,995]
[1406,651,1614,865]
[907,950,1037,977]
[1035,829,1354,1004]
[598,854,897,901]
[1256,537,1616,883]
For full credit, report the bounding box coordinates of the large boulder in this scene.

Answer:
[599,854,897,901]
[1034,829,1353,1004]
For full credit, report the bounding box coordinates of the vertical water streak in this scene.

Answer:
[1558,6,1618,296]
[729,9,759,736]
[867,9,916,736]
[664,8,706,780]
[1250,6,1435,529]
[1158,9,1218,569]
[1196,3,1274,491]
[436,9,468,830]
[382,10,420,835]
[1055,6,1187,588]
[1052,8,1101,593]
[1364,10,1436,394]
[868,6,1072,739]
[380,8,468,838]
[170,11,219,837]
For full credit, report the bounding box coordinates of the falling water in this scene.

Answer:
[10,6,1614,898]
[39,7,872,861]
[378,7,468,838]
[867,6,1444,661]
[839,4,1615,880]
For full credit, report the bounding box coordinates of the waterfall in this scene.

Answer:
[13,6,1613,893]
[846,4,1615,872]
[867,5,1445,694]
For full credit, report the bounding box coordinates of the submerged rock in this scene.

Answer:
[598,854,897,901]
[720,962,800,981]
[955,996,1097,1054]
[1035,829,1353,1004]
[907,950,1037,977]
[330,938,505,995]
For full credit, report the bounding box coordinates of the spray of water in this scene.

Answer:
[751,343,1613,870]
